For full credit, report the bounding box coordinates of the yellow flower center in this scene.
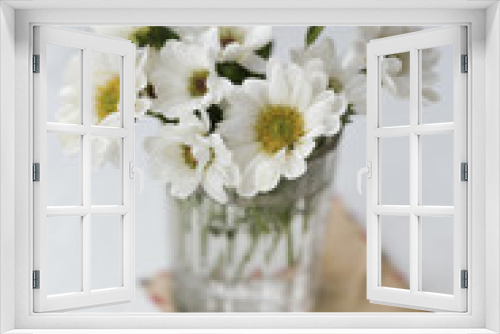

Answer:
[96,75,120,123]
[255,105,305,155]
[188,69,209,97]
[219,27,244,48]
[329,76,344,94]
[181,144,198,170]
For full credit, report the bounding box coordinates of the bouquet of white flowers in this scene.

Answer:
[140,26,351,203]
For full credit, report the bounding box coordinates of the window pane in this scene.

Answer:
[379,136,410,205]
[91,215,122,290]
[420,45,453,124]
[379,52,410,127]
[47,133,81,206]
[47,44,82,124]
[91,51,122,128]
[420,133,454,206]
[47,216,82,295]
[91,136,122,205]
[380,215,410,290]
[420,216,454,294]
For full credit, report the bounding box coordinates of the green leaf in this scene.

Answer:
[255,41,274,60]
[215,61,265,85]
[305,26,325,46]
[341,103,356,126]
[206,104,224,133]
[130,26,180,50]
[144,110,179,125]
[139,83,157,99]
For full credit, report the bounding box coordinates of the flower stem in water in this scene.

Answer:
[234,236,258,282]
[265,232,281,264]
[286,224,294,267]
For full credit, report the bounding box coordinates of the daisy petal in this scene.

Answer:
[203,170,228,204]
[254,154,282,193]
[282,152,306,180]
[267,59,290,105]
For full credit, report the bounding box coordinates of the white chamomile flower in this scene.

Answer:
[291,37,366,114]
[379,46,440,103]
[347,26,420,68]
[144,112,239,203]
[218,58,346,197]
[150,40,231,115]
[90,49,152,122]
[93,26,160,89]
[348,26,440,103]
[196,26,272,74]
[58,49,151,169]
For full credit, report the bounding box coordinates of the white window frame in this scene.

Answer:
[365,26,468,312]
[32,26,136,312]
[0,1,499,333]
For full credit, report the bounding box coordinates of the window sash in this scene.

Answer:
[32,26,136,313]
[366,26,468,312]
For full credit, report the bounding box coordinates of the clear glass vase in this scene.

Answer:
[167,151,337,312]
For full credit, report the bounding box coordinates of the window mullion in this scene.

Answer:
[82,47,91,295]
[413,123,454,135]
[45,123,130,138]
[409,48,420,294]
[46,123,88,135]
[89,127,129,137]
[417,48,424,293]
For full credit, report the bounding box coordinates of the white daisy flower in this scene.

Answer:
[347,26,420,69]
[349,26,440,103]
[291,37,366,114]
[218,58,346,197]
[92,26,160,98]
[144,112,239,203]
[150,40,231,115]
[379,46,440,103]
[90,49,152,122]
[57,49,151,169]
[58,44,151,124]
[193,26,273,74]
